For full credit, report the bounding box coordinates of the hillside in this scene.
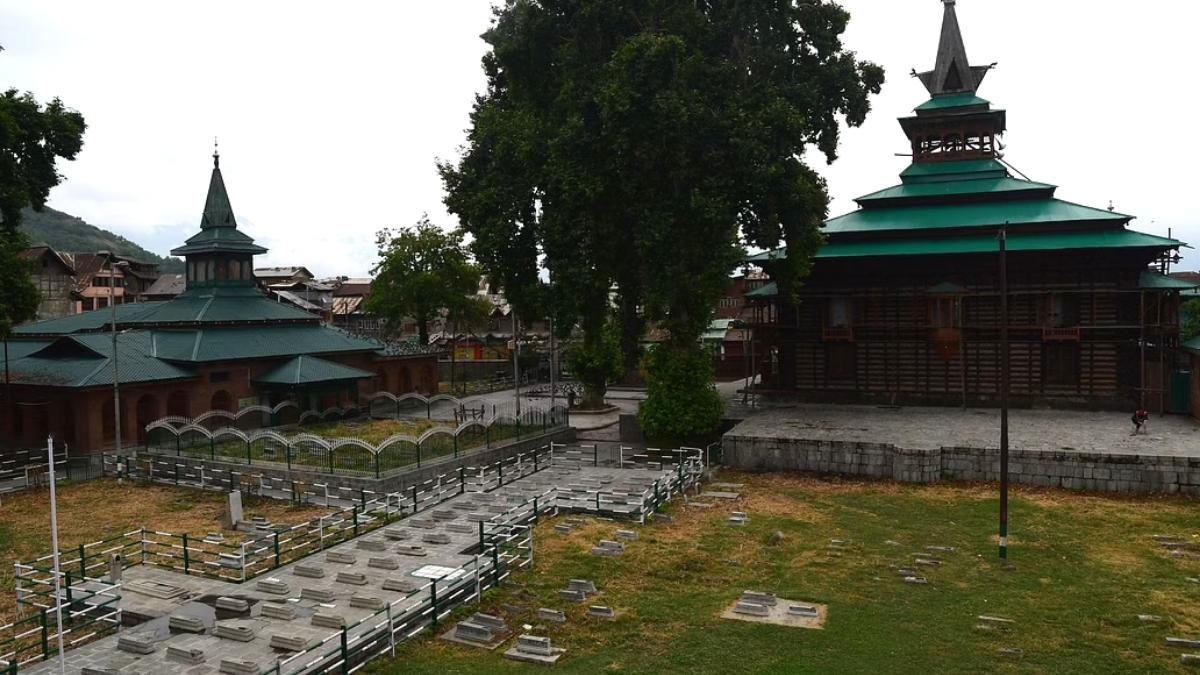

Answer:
[16,207,184,273]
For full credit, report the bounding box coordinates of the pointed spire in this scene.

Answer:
[201,145,237,230]
[915,0,993,96]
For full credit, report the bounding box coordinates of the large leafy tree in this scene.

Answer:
[0,85,87,336]
[366,217,480,345]
[441,0,883,433]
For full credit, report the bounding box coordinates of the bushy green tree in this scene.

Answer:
[366,217,480,345]
[639,343,725,440]
[1182,299,1200,343]
[441,1,882,432]
[0,84,86,336]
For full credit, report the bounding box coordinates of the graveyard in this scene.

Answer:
[371,471,1200,674]
[0,480,329,625]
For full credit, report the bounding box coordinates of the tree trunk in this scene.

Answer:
[619,293,644,385]
[417,319,429,345]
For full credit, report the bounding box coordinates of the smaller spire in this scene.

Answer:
[201,147,237,230]
[213,136,220,169]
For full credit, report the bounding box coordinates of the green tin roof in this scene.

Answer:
[9,333,195,388]
[824,198,1130,235]
[252,355,374,387]
[123,285,316,326]
[856,177,1057,204]
[899,159,1009,183]
[915,94,990,112]
[14,302,168,336]
[1139,271,1198,290]
[748,229,1182,262]
[151,324,382,363]
[745,281,778,298]
[170,226,267,256]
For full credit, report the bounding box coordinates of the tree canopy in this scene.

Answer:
[0,85,86,337]
[366,217,480,345]
[441,0,883,433]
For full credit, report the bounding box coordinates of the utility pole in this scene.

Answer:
[101,251,124,454]
[549,315,557,411]
[46,434,67,675]
[998,224,1010,562]
[512,310,521,417]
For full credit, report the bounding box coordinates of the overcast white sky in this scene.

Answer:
[3,1,1198,276]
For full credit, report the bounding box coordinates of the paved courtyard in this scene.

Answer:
[25,461,679,675]
[728,404,1200,457]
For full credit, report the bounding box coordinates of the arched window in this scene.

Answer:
[135,394,159,443]
[210,390,233,413]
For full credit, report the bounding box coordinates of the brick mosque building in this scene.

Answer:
[1,152,441,451]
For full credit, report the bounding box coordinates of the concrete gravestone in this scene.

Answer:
[223,491,244,529]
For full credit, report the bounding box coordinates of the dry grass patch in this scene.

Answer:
[0,478,330,624]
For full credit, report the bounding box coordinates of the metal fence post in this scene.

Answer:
[78,543,87,579]
[429,579,439,629]
[182,533,190,575]
[39,607,49,660]
[329,445,335,474]
[340,627,349,675]
[245,440,252,465]
[352,506,359,538]
[458,467,465,494]
[286,443,292,471]
[594,445,598,467]
[411,485,419,513]
[374,452,380,479]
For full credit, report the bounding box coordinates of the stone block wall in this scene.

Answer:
[722,433,1200,496]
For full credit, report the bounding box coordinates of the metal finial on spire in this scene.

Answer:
[213,137,220,168]
[915,0,992,96]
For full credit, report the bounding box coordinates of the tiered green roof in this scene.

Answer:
[253,355,375,387]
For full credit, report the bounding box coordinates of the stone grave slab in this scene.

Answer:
[504,635,565,665]
[312,613,346,629]
[215,596,250,613]
[558,589,587,603]
[722,596,828,629]
[295,565,325,579]
[166,645,206,664]
[301,588,335,603]
[554,525,573,534]
[700,491,740,500]
[350,595,385,610]
[407,518,436,529]
[445,522,475,534]
[326,551,357,564]
[270,634,316,652]
[262,603,297,621]
[741,591,777,606]
[383,528,410,541]
[466,512,494,522]
[219,658,260,675]
[537,608,567,623]
[587,605,616,619]
[1167,637,1200,649]
[396,545,428,557]
[568,579,597,595]
[257,578,290,595]
[904,576,928,585]
[356,540,386,552]
[422,533,452,545]
[470,613,507,632]
[615,529,638,541]
[213,622,256,642]
[124,580,188,600]
[336,572,368,586]
[117,635,156,654]
[168,614,206,633]
[368,556,400,570]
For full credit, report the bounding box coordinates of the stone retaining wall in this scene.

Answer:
[137,428,575,494]
[722,433,1200,495]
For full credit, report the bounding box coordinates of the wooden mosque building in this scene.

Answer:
[746,0,1191,412]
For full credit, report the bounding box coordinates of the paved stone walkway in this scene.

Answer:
[25,462,677,675]
[728,404,1200,457]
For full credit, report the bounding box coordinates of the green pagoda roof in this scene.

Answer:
[1139,270,1198,290]
[745,282,778,298]
[825,198,1130,235]
[746,229,1183,263]
[899,159,1009,183]
[856,177,1057,205]
[13,302,167,336]
[123,285,317,326]
[9,333,195,388]
[915,93,990,112]
[150,324,382,363]
[252,355,374,387]
[170,152,267,257]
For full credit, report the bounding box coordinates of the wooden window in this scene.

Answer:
[1043,342,1080,387]
[1043,293,1080,328]
[825,342,856,381]
[928,296,961,329]
[827,298,852,327]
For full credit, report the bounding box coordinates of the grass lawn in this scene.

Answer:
[366,471,1200,674]
[0,478,329,625]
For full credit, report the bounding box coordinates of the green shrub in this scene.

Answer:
[639,342,724,440]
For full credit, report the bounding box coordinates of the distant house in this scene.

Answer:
[331,278,377,333]
[20,246,76,320]
[254,266,314,286]
[142,274,186,301]
[65,253,152,312]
